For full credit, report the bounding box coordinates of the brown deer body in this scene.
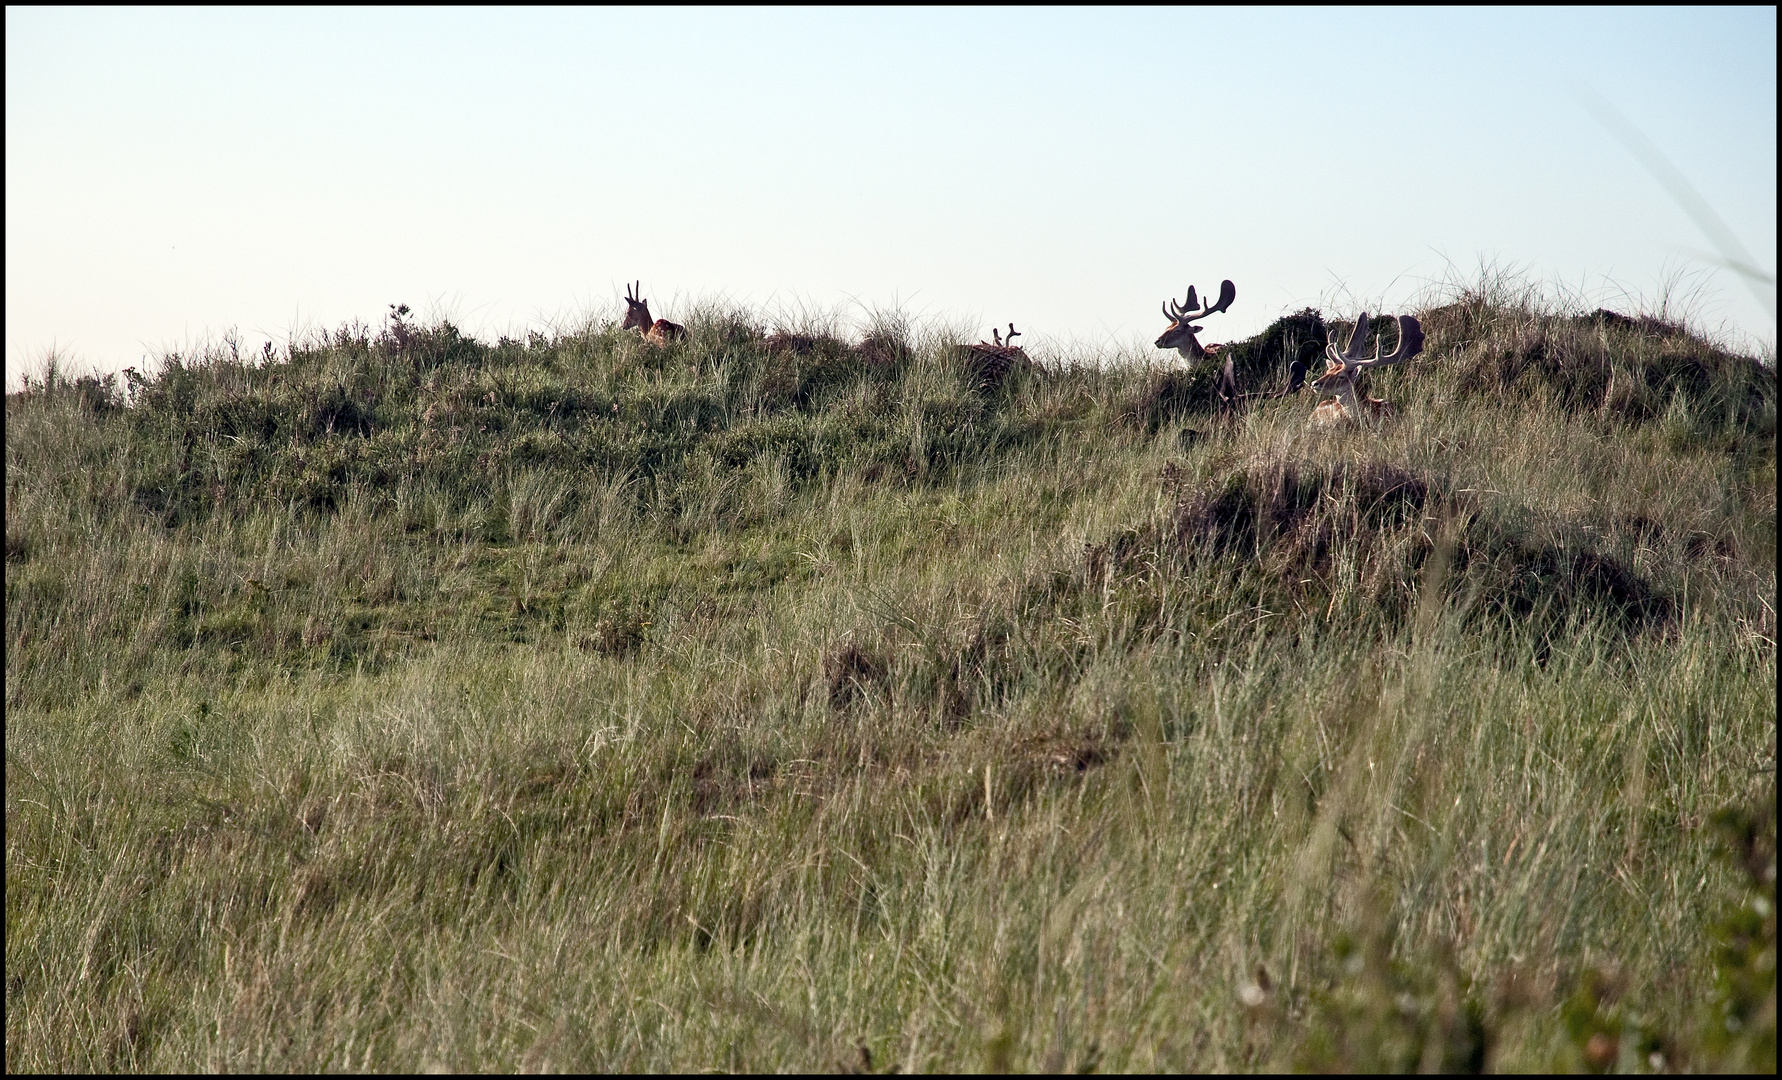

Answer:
[1309,394,1395,427]
[965,322,1032,383]
[622,281,688,344]
[1307,313,1424,427]
[1155,279,1236,362]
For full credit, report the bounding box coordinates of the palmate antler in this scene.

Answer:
[1322,313,1425,373]
[1163,279,1237,326]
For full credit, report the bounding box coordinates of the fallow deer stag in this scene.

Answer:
[1307,313,1425,427]
[1155,279,1236,363]
[621,281,688,344]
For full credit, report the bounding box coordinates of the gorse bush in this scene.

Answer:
[6,281,1775,1071]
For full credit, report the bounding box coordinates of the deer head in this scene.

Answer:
[1308,313,1425,424]
[1155,279,1236,361]
[621,281,654,333]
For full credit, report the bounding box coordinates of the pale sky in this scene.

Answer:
[6,6,1776,386]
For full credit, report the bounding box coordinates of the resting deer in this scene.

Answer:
[1155,279,1236,362]
[1307,313,1425,427]
[621,281,688,344]
[965,322,1031,384]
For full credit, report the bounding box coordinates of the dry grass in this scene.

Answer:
[5,280,1775,1071]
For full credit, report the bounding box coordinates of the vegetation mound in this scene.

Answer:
[1167,454,1673,637]
[1422,291,1774,432]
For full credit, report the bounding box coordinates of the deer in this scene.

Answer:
[965,322,1031,384]
[1155,279,1236,363]
[1306,312,1425,427]
[621,281,688,344]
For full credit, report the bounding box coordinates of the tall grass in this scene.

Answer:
[6,280,1774,1071]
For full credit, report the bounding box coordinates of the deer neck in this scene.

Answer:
[1327,373,1363,420]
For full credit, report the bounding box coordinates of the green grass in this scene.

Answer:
[6,282,1775,1071]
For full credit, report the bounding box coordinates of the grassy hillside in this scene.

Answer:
[6,284,1776,1072]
